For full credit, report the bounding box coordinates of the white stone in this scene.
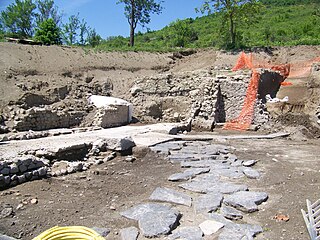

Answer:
[88,95,133,122]
[199,220,224,235]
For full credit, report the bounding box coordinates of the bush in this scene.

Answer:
[34,18,61,45]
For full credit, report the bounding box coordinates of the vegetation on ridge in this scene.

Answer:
[100,0,320,51]
[0,0,319,50]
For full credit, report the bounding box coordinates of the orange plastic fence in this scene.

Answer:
[223,52,319,131]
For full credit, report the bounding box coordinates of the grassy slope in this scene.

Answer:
[98,0,320,51]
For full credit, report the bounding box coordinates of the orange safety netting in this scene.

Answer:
[223,52,320,131]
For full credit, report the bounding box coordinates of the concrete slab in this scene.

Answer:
[0,123,179,159]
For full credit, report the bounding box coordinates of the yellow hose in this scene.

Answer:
[32,226,106,240]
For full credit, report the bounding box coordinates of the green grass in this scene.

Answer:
[98,1,320,51]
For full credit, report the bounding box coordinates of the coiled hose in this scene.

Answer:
[32,226,106,240]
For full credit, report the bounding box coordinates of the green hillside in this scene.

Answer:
[98,0,320,51]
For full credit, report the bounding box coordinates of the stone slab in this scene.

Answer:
[168,153,201,162]
[221,205,243,220]
[168,226,203,240]
[214,168,244,179]
[179,180,248,194]
[120,203,181,238]
[194,192,223,213]
[199,220,224,235]
[149,187,192,206]
[120,226,139,240]
[223,191,268,213]
[138,210,180,238]
[0,234,17,240]
[242,168,260,179]
[208,213,263,239]
[218,224,263,240]
[168,168,210,181]
[181,160,227,168]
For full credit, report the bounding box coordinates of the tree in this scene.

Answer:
[0,0,36,38]
[117,0,163,47]
[62,13,80,45]
[168,19,198,47]
[198,0,262,48]
[35,0,62,26]
[79,19,88,45]
[86,28,102,47]
[0,22,4,34]
[34,18,61,45]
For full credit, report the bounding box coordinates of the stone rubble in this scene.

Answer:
[0,136,133,189]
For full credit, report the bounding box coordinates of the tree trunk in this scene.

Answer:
[129,0,135,47]
[130,22,134,47]
[230,14,235,48]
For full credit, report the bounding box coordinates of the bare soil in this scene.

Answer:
[0,137,319,240]
[0,43,320,239]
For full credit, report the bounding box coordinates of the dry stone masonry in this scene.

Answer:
[0,155,49,189]
[0,136,133,189]
[129,70,269,130]
[11,107,85,131]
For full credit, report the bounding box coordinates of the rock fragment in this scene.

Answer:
[242,160,257,167]
[91,227,110,237]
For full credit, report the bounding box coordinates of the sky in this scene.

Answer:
[0,0,203,39]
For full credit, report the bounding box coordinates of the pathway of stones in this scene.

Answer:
[119,140,268,240]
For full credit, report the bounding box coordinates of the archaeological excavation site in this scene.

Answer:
[0,42,320,240]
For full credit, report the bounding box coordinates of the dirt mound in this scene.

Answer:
[274,113,320,138]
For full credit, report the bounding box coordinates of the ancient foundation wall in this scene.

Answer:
[128,70,253,129]
[0,155,48,189]
[11,107,85,131]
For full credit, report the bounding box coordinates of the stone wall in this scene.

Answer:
[0,136,134,189]
[128,70,253,130]
[0,155,49,189]
[11,107,85,131]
